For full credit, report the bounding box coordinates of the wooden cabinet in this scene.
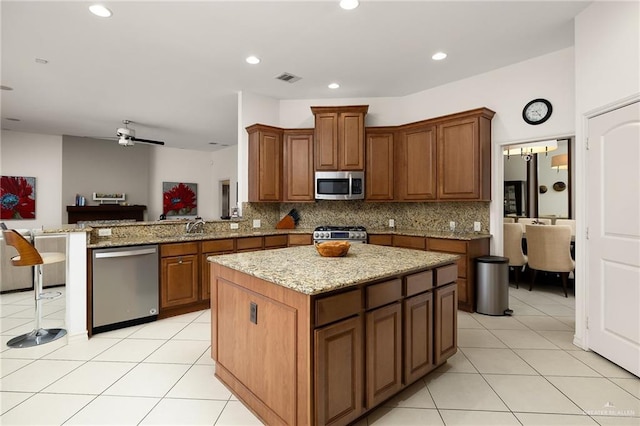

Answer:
[160,242,199,311]
[427,237,490,312]
[201,239,234,302]
[365,129,394,200]
[315,316,364,426]
[247,124,283,202]
[404,292,434,384]
[312,105,368,171]
[437,111,493,200]
[236,236,263,252]
[395,124,437,201]
[264,234,288,249]
[288,233,313,246]
[283,129,314,201]
[368,234,393,246]
[366,302,402,408]
[393,234,426,250]
[434,282,457,364]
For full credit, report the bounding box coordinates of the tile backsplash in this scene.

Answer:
[244,201,490,233]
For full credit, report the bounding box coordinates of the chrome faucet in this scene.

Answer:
[186,217,205,234]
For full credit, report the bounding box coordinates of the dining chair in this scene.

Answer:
[2,228,67,347]
[503,223,527,287]
[518,218,552,232]
[503,217,516,223]
[525,224,575,297]
[555,219,576,236]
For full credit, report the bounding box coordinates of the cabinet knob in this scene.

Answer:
[178,257,183,264]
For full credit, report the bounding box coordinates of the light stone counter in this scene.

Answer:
[208,243,459,295]
[368,228,491,241]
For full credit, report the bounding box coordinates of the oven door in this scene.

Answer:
[315,171,364,200]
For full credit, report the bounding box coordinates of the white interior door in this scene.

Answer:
[587,101,640,376]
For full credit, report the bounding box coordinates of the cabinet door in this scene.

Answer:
[284,131,314,201]
[201,252,233,301]
[315,112,339,170]
[404,292,434,384]
[248,125,283,202]
[368,234,393,246]
[339,112,365,170]
[366,302,402,408]
[366,132,394,200]
[437,117,481,200]
[396,126,437,200]
[434,283,458,364]
[160,254,199,309]
[315,316,363,426]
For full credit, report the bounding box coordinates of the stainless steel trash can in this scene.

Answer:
[476,256,513,316]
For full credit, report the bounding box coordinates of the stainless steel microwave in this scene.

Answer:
[315,171,365,200]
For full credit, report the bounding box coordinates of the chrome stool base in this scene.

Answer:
[7,328,67,348]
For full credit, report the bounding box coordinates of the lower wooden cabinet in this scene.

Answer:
[434,282,458,364]
[201,239,235,302]
[315,316,364,426]
[288,233,313,246]
[367,234,393,246]
[366,302,402,408]
[404,292,434,384]
[160,242,199,310]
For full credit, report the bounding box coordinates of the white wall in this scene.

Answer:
[0,130,63,228]
[573,1,640,349]
[149,146,233,221]
[211,145,238,218]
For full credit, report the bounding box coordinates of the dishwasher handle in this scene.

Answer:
[94,247,157,259]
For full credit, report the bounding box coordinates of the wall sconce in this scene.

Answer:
[504,139,558,161]
[551,153,568,172]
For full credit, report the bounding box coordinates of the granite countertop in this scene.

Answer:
[368,228,491,240]
[209,244,459,295]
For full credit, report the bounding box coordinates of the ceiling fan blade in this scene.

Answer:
[131,137,165,146]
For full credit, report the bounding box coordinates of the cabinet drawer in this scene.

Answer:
[288,234,312,246]
[161,242,199,257]
[427,238,467,254]
[366,279,402,310]
[264,235,288,248]
[368,234,393,246]
[405,270,433,297]
[315,289,362,327]
[435,263,458,287]
[236,237,263,251]
[393,235,426,250]
[202,239,234,253]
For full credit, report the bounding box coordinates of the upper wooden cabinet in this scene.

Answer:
[365,129,394,201]
[312,105,368,171]
[437,110,493,200]
[247,124,283,202]
[396,124,437,201]
[283,129,314,202]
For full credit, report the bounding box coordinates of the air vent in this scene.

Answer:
[275,72,302,83]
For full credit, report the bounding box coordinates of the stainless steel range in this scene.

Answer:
[313,225,367,244]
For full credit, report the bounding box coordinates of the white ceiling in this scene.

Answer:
[1,1,590,151]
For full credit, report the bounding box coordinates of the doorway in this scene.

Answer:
[220,180,230,219]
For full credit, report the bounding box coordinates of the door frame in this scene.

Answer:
[579,93,640,352]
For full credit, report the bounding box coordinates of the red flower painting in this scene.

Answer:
[163,182,197,216]
[1,176,36,220]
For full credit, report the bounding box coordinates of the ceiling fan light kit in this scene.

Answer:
[115,120,164,146]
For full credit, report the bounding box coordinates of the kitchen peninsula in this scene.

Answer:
[209,244,460,426]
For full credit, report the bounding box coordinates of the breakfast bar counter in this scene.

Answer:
[209,244,460,426]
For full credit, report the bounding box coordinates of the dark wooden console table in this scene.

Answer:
[66,205,146,223]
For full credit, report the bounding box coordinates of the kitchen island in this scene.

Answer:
[209,244,460,426]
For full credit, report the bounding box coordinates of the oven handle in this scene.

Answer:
[94,247,157,259]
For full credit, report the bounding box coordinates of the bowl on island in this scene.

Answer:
[315,241,351,257]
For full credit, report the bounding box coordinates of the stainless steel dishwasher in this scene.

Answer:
[92,244,159,334]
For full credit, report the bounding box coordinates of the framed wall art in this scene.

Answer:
[1,176,36,220]
[162,182,198,216]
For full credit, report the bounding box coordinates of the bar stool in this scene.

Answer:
[2,228,67,347]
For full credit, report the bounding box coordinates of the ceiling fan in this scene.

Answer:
[115,120,165,146]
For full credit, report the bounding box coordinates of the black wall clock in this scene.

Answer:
[522,98,552,125]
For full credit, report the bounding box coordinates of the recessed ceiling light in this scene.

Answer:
[0,85,13,91]
[246,56,260,65]
[89,5,112,18]
[432,52,447,61]
[340,0,359,10]
[328,83,340,89]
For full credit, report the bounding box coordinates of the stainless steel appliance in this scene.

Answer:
[92,244,159,334]
[313,226,367,244]
[314,171,364,200]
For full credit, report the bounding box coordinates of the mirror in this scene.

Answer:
[503,137,572,221]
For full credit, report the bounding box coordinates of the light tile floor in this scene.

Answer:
[1,281,638,425]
